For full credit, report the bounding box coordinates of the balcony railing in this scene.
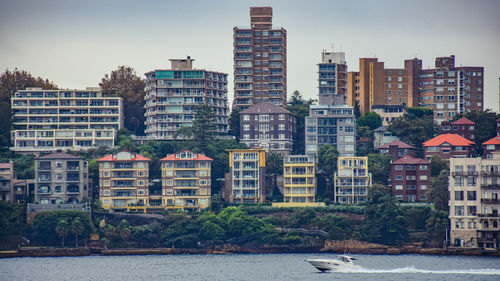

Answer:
[481,184,500,190]
[452,171,479,176]
[481,198,500,204]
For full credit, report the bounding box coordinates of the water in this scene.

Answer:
[1,253,499,281]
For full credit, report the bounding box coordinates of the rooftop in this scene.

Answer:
[37,152,82,160]
[379,140,415,149]
[483,135,500,145]
[241,102,293,115]
[451,117,475,125]
[98,151,150,162]
[160,150,213,161]
[392,155,430,165]
[423,133,474,147]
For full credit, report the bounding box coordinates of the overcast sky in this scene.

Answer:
[1,0,499,111]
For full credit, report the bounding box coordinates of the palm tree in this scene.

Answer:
[266,152,283,200]
[55,220,69,248]
[71,218,84,247]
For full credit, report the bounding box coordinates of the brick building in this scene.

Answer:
[379,139,416,160]
[483,136,500,159]
[389,156,431,202]
[441,117,475,141]
[423,133,474,160]
[240,102,296,154]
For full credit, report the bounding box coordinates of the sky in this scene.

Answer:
[1,0,499,111]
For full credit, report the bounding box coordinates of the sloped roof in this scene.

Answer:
[452,117,475,125]
[98,151,150,162]
[372,126,387,132]
[160,150,212,161]
[392,155,430,165]
[37,152,82,160]
[240,102,293,115]
[423,133,474,147]
[483,135,500,145]
[379,139,415,149]
[0,163,12,169]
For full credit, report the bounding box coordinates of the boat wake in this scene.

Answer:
[334,266,500,275]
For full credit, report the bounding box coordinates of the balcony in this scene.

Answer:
[478,213,499,218]
[452,171,479,176]
[481,184,500,190]
[66,176,80,182]
[481,198,500,204]
[67,166,80,171]
[66,185,80,194]
[38,186,51,194]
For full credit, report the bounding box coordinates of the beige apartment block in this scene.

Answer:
[282,155,317,204]
[11,87,123,152]
[334,156,372,204]
[98,151,150,213]
[160,150,212,211]
[449,155,500,249]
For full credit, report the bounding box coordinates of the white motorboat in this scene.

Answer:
[306,255,362,272]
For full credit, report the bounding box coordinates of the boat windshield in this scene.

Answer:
[335,256,351,263]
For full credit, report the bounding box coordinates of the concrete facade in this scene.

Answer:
[35,152,89,205]
[449,155,500,249]
[11,88,123,152]
[318,50,348,105]
[144,57,229,140]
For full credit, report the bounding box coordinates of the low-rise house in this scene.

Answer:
[240,102,296,155]
[423,133,474,160]
[372,104,407,126]
[98,151,150,212]
[389,156,430,202]
[35,152,89,204]
[379,139,416,160]
[334,156,372,204]
[160,150,212,211]
[449,154,500,249]
[373,126,399,151]
[226,148,266,204]
[441,117,475,142]
[482,136,500,159]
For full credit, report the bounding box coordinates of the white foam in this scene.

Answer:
[335,266,500,275]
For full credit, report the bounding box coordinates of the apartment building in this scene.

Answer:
[449,155,500,249]
[389,156,430,202]
[318,50,348,105]
[282,155,316,204]
[347,55,483,123]
[35,152,89,204]
[379,139,416,160]
[239,102,296,154]
[233,7,287,110]
[226,148,266,204]
[144,57,229,140]
[441,117,475,141]
[334,156,372,204]
[98,151,150,212]
[160,150,212,211]
[423,133,474,160]
[0,161,14,202]
[419,55,483,123]
[305,104,356,156]
[372,105,407,126]
[11,87,122,152]
[347,58,421,115]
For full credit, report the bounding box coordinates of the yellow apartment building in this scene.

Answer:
[334,156,372,204]
[226,148,266,204]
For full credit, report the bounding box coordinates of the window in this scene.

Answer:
[243,124,250,131]
[455,206,464,216]
[278,124,285,130]
[395,165,403,170]
[243,115,250,121]
[419,165,427,170]
[420,175,428,180]
[395,185,403,190]
[420,185,427,190]
[467,191,476,201]
[455,191,464,200]
[395,175,403,180]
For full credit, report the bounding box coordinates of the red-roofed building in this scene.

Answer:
[379,140,416,160]
[441,117,475,141]
[160,150,212,210]
[98,151,151,212]
[423,134,474,160]
[482,135,500,159]
[389,156,431,202]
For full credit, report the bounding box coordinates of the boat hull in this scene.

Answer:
[307,259,361,272]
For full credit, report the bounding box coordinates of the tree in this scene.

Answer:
[228,108,241,140]
[353,101,361,119]
[317,144,339,199]
[100,66,146,135]
[266,152,283,201]
[357,112,382,131]
[368,154,392,185]
[0,201,22,239]
[425,210,450,247]
[427,169,449,211]
[55,220,69,247]
[0,69,57,152]
[388,108,438,157]
[286,91,314,155]
[199,221,226,243]
[459,110,500,155]
[430,156,448,177]
[71,218,84,247]
[118,219,132,242]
